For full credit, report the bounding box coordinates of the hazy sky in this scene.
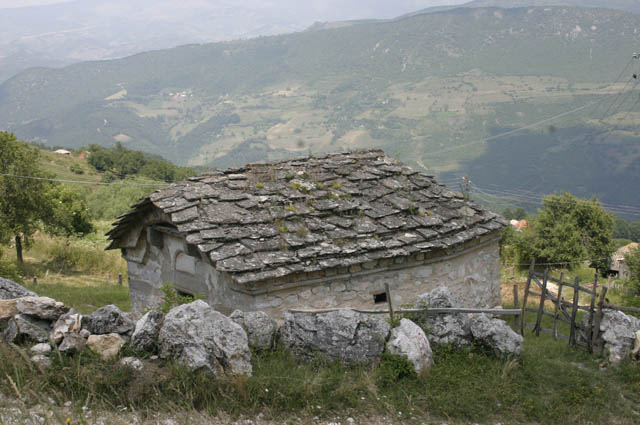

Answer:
[0,0,467,11]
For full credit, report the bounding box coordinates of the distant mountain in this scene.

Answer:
[464,1,640,14]
[1,5,639,212]
[0,0,463,83]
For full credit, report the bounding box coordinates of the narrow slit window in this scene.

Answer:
[373,292,387,304]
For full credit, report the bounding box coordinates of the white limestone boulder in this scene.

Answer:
[30,343,52,356]
[470,314,523,357]
[158,300,252,376]
[596,309,640,364]
[386,318,433,374]
[50,310,82,344]
[230,310,277,351]
[16,297,69,321]
[120,356,144,371]
[280,309,390,364]
[0,277,37,300]
[131,310,164,353]
[82,305,135,335]
[415,286,472,348]
[87,333,125,360]
[31,354,52,369]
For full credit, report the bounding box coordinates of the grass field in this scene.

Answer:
[1,300,639,424]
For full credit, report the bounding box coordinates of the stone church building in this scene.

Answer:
[107,150,506,317]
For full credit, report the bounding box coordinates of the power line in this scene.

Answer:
[469,183,640,217]
[426,101,598,160]
[0,173,171,187]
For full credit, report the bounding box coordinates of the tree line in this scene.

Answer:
[87,142,194,183]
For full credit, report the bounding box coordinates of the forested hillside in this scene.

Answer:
[1,5,640,214]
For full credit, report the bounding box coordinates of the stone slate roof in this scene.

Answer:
[107,150,506,285]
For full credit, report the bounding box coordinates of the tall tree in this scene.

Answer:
[514,192,615,273]
[0,132,56,263]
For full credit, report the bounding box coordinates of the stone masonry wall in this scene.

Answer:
[126,227,501,318]
[242,238,501,318]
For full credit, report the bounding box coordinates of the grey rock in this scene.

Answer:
[0,277,36,300]
[280,309,390,364]
[386,318,433,374]
[158,300,252,376]
[31,354,52,369]
[594,309,640,364]
[30,343,52,356]
[470,314,523,357]
[131,310,164,352]
[87,333,125,360]
[79,329,91,339]
[82,305,135,335]
[59,333,87,354]
[230,310,277,351]
[50,309,82,344]
[3,314,51,343]
[16,296,69,321]
[120,356,144,371]
[415,286,472,347]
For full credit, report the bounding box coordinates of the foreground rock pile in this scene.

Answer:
[2,277,530,377]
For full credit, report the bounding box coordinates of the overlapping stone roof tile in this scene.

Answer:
[107,150,506,285]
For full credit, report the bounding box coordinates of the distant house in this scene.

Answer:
[609,242,639,280]
[510,219,528,231]
[54,149,72,156]
[107,150,506,317]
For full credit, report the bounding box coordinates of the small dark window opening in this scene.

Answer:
[373,292,387,304]
[176,289,193,298]
[149,228,164,249]
[186,243,200,258]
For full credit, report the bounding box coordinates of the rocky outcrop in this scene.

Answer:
[386,318,433,374]
[415,287,471,348]
[280,309,390,364]
[16,297,69,321]
[82,305,135,336]
[87,333,125,360]
[0,277,36,300]
[3,314,51,343]
[469,313,523,357]
[230,310,277,351]
[158,300,252,376]
[131,310,164,353]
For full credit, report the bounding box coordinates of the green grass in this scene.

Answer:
[1,329,639,424]
[2,225,130,313]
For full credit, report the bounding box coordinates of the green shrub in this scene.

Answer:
[158,282,204,313]
[376,352,417,388]
[0,250,23,283]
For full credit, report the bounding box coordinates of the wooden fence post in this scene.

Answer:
[534,267,549,336]
[592,286,608,355]
[521,259,535,335]
[552,272,564,340]
[513,284,520,332]
[569,277,581,346]
[586,274,598,353]
[384,282,394,322]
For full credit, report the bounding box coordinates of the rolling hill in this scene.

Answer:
[1,5,640,215]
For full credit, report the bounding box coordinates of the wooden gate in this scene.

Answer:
[520,260,608,353]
